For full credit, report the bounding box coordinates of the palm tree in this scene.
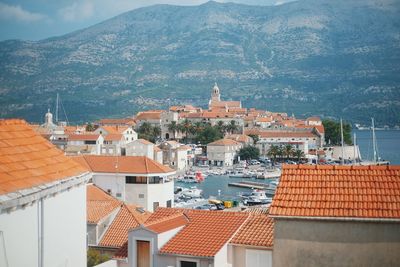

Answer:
[227,120,239,134]
[179,119,192,143]
[283,144,294,160]
[267,145,280,162]
[152,126,161,140]
[167,121,178,139]
[277,146,284,160]
[293,149,305,162]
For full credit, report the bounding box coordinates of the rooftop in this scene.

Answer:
[99,203,151,248]
[0,119,87,195]
[270,164,400,220]
[72,155,174,175]
[208,138,241,146]
[87,184,121,224]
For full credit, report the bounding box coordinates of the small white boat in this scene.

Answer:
[242,189,272,206]
[181,187,203,198]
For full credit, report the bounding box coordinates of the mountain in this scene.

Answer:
[0,0,399,125]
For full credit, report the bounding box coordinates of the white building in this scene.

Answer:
[159,141,191,171]
[110,208,274,267]
[72,155,176,212]
[207,138,242,166]
[95,125,138,144]
[0,119,91,267]
[66,133,104,155]
[254,130,322,156]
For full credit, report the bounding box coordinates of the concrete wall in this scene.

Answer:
[214,243,228,267]
[230,245,272,267]
[273,218,400,267]
[0,184,87,267]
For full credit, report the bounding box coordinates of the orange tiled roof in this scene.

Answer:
[146,213,188,233]
[257,131,316,138]
[270,164,400,219]
[136,139,154,145]
[225,134,252,144]
[100,126,129,134]
[159,210,248,257]
[208,138,240,146]
[97,118,135,126]
[98,203,151,248]
[68,134,100,141]
[74,155,174,174]
[135,111,163,120]
[307,116,321,121]
[145,207,185,223]
[230,214,274,248]
[104,133,123,141]
[87,184,121,224]
[0,119,87,195]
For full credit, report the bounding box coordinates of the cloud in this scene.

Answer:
[58,0,94,22]
[0,2,47,22]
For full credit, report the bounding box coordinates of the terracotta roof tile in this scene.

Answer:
[73,155,174,174]
[269,164,400,219]
[159,210,248,257]
[230,214,274,248]
[87,185,121,224]
[98,203,151,248]
[0,119,87,195]
[68,134,100,141]
[207,138,240,146]
[146,213,188,233]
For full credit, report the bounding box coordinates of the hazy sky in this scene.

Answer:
[0,0,295,41]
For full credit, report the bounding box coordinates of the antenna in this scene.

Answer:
[55,93,59,123]
[353,133,357,164]
[372,118,377,163]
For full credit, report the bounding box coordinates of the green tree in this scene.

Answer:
[179,119,193,143]
[248,134,259,145]
[85,123,95,132]
[137,122,160,143]
[87,248,109,267]
[283,144,294,159]
[226,120,239,134]
[293,149,305,162]
[167,121,178,139]
[194,125,223,145]
[238,146,260,160]
[267,145,280,162]
[322,119,352,145]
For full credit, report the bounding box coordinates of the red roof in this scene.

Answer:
[0,119,87,195]
[207,138,241,146]
[68,134,100,141]
[254,131,316,138]
[87,185,121,224]
[72,155,174,174]
[99,203,151,248]
[159,210,248,257]
[230,214,274,248]
[270,164,400,220]
[114,208,274,259]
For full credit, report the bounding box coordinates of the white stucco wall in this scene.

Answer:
[92,173,174,212]
[0,184,87,267]
[214,243,229,267]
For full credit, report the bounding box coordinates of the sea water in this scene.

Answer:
[354,129,400,164]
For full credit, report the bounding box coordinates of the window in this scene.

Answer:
[126,176,147,184]
[149,176,162,184]
[153,202,159,211]
[84,140,96,145]
[116,193,122,198]
[180,261,197,267]
[139,194,145,199]
[167,200,172,207]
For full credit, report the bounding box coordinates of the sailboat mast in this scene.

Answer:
[372,118,377,163]
[340,118,344,165]
[353,133,357,164]
[55,93,59,123]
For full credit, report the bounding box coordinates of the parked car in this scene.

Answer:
[195,204,217,210]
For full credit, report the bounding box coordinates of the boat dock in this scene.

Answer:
[228,181,268,189]
[228,181,276,195]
